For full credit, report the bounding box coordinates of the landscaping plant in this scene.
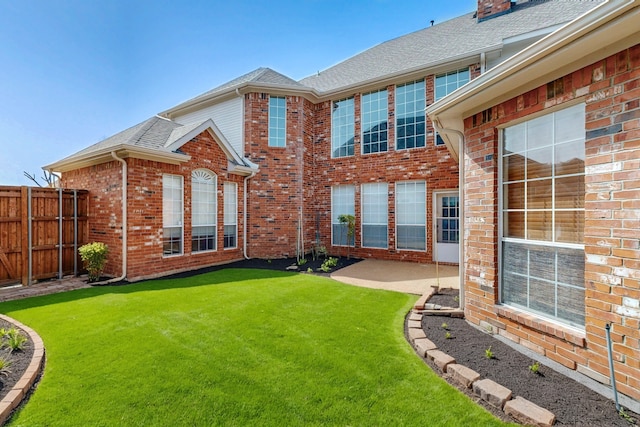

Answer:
[4,328,27,353]
[78,242,109,282]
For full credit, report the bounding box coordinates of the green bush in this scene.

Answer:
[79,242,109,282]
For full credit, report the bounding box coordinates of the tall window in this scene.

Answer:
[269,96,286,147]
[501,103,585,327]
[362,89,388,154]
[163,174,183,255]
[191,169,217,252]
[434,68,470,145]
[362,183,388,248]
[396,181,426,250]
[332,97,355,157]
[395,80,426,150]
[331,185,355,246]
[224,182,237,249]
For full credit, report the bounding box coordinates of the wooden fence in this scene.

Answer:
[0,187,88,286]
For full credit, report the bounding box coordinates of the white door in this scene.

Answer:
[434,192,459,263]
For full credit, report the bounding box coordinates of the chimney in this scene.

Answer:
[477,0,512,22]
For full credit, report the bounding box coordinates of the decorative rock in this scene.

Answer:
[447,364,481,389]
[407,319,422,329]
[424,303,442,310]
[504,396,556,427]
[472,378,512,409]
[407,327,426,343]
[414,338,437,356]
[408,312,422,322]
[426,349,456,372]
[285,265,299,270]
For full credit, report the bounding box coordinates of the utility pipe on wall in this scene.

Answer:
[108,151,128,283]
[243,171,257,259]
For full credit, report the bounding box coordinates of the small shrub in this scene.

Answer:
[298,258,307,266]
[445,332,452,339]
[529,361,541,374]
[5,328,27,353]
[306,267,313,273]
[320,257,338,273]
[78,242,109,282]
[0,356,11,377]
[485,346,494,359]
[441,322,449,330]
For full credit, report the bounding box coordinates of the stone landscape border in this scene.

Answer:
[407,306,557,426]
[0,314,44,425]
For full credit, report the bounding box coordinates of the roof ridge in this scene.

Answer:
[131,117,162,145]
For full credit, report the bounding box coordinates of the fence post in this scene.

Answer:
[74,189,78,276]
[27,187,33,286]
[58,188,63,279]
[20,187,29,286]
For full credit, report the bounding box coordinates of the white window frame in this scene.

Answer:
[434,68,470,146]
[331,97,355,158]
[499,103,586,328]
[268,96,286,147]
[361,183,388,249]
[224,182,238,249]
[163,174,184,256]
[395,181,426,251]
[331,185,355,246]
[395,80,426,150]
[361,89,388,155]
[191,169,217,253]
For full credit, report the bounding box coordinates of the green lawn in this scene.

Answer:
[2,269,508,426]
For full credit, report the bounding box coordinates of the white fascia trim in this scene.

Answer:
[43,145,191,173]
[164,119,245,165]
[161,83,319,119]
[427,0,639,158]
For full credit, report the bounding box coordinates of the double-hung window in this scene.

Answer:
[269,96,286,147]
[362,183,388,248]
[331,98,355,158]
[361,89,388,154]
[224,182,237,249]
[396,181,426,250]
[163,174,183,255]
[434,68,470,145]
[331,185,355,246]
[501,103,585,327]
[191,169,217,252]
[395,80,426,150]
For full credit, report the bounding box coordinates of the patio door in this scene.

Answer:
[434,192,459,263]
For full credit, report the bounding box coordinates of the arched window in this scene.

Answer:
[191,169,217,252]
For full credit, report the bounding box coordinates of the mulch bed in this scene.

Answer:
[420,289,639,426]
[0,319,34,409]
[163,256,362,280]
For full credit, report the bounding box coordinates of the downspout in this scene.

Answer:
[433,124,466,310]
[243,171,257,259]
[108,151,127,282]
[235,86,256,260]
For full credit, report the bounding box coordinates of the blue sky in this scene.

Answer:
[0,0,476,186]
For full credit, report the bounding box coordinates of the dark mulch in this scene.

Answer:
[162,256,362,280]
[420,289,639,426]
[0,319,34,408]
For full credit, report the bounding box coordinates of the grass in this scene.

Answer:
[2,269,509,426]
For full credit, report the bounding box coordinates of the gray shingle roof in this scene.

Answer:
[170,67,306,110]
[55,116,181,163]
[299,0,603,93]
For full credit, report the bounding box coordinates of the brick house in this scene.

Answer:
[44,0,640,407]
[46,0,601,281]
[428,0,640,404]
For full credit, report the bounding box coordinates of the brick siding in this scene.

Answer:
[462,44,640,400]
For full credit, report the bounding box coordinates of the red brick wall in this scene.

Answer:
[462,44,640,400]
[477,0,512,21]
[61,130,246,281]
[311,79,460,262]
[244,93,309,258]
[61,161,124,278]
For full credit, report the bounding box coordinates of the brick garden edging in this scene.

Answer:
[407,308,556,427]
[0,314,45,425]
